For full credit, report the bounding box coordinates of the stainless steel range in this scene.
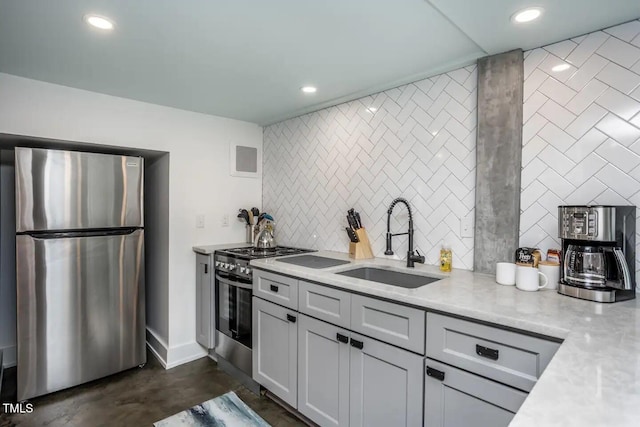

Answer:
[213,246,314,384]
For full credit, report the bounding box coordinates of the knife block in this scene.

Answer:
[349,228,375,260]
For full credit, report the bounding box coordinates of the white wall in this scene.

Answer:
[0,73,263,367]
[520,19,640,277]
[0,150,16,367]
[263,66,477,269]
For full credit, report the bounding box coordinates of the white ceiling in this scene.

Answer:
[0,0,639,125]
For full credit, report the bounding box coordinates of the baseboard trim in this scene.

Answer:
[166,341,207,369]
[145,327,168,368]
[0,345,16,368]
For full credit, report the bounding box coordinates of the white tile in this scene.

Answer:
[565,79,609,115]
[521,180,548,209]
[538,99,577,129]
[524,92,549,123]
[537,145,576,175]
[596,62,640,94]
[537,169,576,199]
[604,20,640,43]
[596,87,640,120]
[595,163,640,198]
[592,188,631,205]
[521,157,547,187]
[596,113,640,146]
[536,54,578,83]
[538,191,564,215]
[565,152,607,187]
[520,223,549,246]
[524,48,549,78]
[629,163,640,182]
[522,135,548,166]
[538,77,577,106]
[565,31,610,67]
[565,177,608,205]
[444,117,470,141]
[633,33,640,49]
[523,113,548,144]
[445,80,470,101]
[544,39,578,60]
[520,203,549,231]
[596,138,640,172]
[444,98,470,123]
[596,36,640,68]
[565,128,608,162]
[566,103,607,139]
[448,67,471,85]
[631,85,640,103]
[524,69,549,101]
[630,110,640,129]
[566,54,609,91]
[537,122,576,152]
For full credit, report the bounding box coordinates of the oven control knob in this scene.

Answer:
[224,263,230,269]
[239,267,245,273]
[245,268,252,275]
[230,264,236,270]
[215,261,221,268]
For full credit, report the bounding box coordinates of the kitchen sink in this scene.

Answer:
[336,267,441,288]
[276,254,351,269]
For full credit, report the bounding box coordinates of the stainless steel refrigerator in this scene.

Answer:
[15,147,145,401]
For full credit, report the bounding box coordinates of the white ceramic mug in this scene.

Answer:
[496,262,517,286]
[516,266,548,292]
[538,262,560,291]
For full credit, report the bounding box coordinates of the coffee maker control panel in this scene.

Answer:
[559,206,615,241]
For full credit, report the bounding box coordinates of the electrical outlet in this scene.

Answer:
[461,215,474,238]
[222,214,229,227]
[196,214,205,229]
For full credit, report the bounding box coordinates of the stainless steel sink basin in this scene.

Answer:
[336,267,441,288]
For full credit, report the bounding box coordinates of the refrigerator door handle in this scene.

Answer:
[21,228,141,240]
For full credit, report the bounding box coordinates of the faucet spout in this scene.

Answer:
[385,198,425,268]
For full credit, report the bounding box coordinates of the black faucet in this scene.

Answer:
[384,197,425,268]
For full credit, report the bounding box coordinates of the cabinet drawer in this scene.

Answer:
[299,281,351,328]
[424,358,527,427]
[426,313,560,392]
[253,269,298,310]
[351,294,425,354]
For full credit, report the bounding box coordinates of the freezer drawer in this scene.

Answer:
[15,147,144,232]
[16,229,146,401]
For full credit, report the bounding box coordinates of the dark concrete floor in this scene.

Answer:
[0,352,304,427]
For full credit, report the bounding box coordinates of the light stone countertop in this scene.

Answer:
[250,250,640,427]
[192,242,252,255]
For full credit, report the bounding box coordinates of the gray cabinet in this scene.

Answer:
[254,269,299,310]
[349,333,423,427]
[195,253,214,349]
[252,297,298,407]
[298,314,350,427]
[299,281,351,329]
[424,358,527,427]
[426,312,560,392]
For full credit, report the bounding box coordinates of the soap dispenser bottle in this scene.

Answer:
[440,245,452,272]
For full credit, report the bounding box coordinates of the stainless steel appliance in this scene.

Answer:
[213,246,313,384]
[15,147,145,401]
[558,205,635,302]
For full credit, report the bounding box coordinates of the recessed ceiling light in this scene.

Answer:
[511,7,543,23]
[83,14,115,30]
[552,63,571,72]
[301,86,317,94]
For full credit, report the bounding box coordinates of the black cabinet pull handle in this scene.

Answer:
[270,284,279,292]
[350,338,363,349]
[286,314,296,323]
[476,344,499,360]
[204,264,208,274]
[426,366,445,381]
[336,333,349,343]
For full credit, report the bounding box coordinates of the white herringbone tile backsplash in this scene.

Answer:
[520,19,640,275]
[264,66,477,269]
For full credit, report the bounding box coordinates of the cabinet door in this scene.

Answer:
[252,297,298,408]
[349,333,423,427]
[298,314,350,427]
[196,254,213,349]
[424,358,527,427]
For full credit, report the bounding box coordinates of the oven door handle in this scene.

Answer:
[216,274,253,290]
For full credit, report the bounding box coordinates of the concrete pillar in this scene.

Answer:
[474,50,524,274]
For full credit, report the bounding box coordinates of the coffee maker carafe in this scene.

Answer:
[558,205,636,302]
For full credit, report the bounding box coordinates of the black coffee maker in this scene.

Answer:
[558,205,636,302]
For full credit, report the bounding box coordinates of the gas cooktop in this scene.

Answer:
[217,246,315,260]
